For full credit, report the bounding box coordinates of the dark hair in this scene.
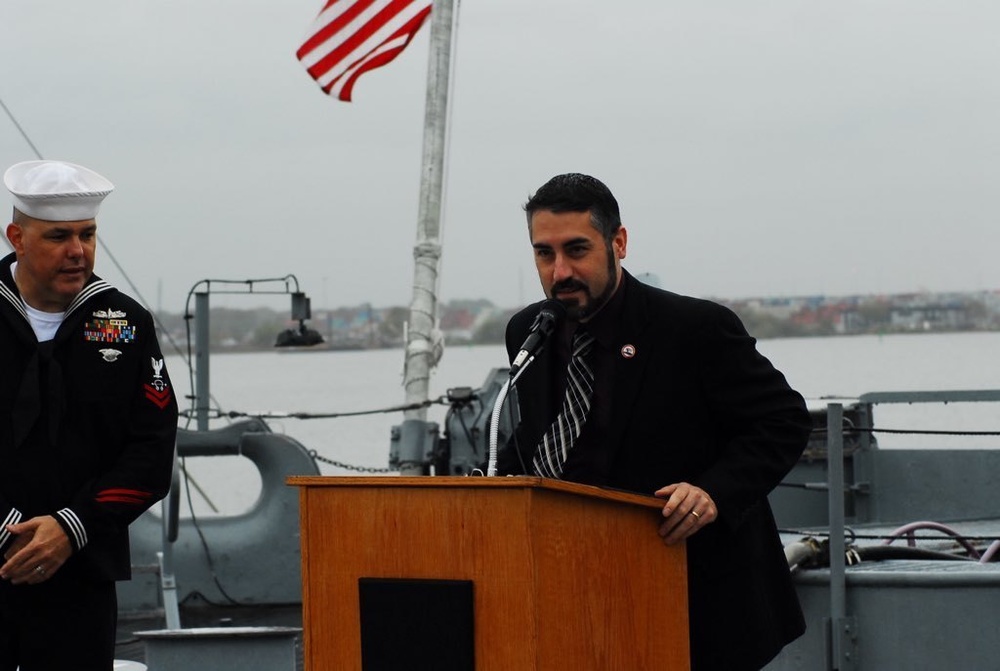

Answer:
[523,173,622,244]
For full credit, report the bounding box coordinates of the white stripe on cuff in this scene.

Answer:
[56,508,88,550]
[0,508,23,548]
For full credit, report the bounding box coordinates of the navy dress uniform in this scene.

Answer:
[0,160,177,670]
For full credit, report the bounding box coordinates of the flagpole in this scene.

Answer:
[399,0,456,475]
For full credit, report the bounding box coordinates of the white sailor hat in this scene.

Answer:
[4,160,114,222]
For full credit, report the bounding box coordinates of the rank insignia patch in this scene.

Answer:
[144,382,172,409]
[84,319,136,344]
[145,358,172,409]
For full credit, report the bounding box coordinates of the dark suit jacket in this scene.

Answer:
[502,271,811,671]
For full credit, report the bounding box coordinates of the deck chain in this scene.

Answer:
[308,450,395,473]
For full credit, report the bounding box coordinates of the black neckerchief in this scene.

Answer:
[0,252,114,448]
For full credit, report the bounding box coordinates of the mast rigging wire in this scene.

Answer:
[1,93,189,362]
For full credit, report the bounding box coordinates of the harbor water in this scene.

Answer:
[167,331,1000,516]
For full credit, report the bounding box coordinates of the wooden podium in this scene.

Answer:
[289,476,689,671]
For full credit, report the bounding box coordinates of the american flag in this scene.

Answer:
[297,0,433,102]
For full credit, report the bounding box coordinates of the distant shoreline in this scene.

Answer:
[152,289,1000,353]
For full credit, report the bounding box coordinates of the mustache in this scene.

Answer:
[551,279,589,295]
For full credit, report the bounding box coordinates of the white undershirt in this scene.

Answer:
[10,261,66,342]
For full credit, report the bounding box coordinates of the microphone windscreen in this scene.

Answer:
[533,299,567,330]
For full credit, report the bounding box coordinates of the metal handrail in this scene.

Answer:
[858,389,1000,405]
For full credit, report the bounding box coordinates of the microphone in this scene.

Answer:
[509,299,566,377]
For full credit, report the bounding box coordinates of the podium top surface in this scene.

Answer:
[287,475,665,511]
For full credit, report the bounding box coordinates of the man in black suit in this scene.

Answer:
[501,173,811,670]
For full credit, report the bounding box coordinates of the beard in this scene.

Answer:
[550,248,618,322]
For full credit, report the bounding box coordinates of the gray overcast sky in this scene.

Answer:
[2,0,998,314]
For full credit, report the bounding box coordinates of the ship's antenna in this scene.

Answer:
[0,97,44,160]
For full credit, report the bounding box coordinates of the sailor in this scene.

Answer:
[0,160,177,670]
[501,173,811,670]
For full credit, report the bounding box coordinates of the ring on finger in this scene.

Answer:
[689,510,701,520]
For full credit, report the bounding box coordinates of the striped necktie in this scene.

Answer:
[533,330,596,479]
